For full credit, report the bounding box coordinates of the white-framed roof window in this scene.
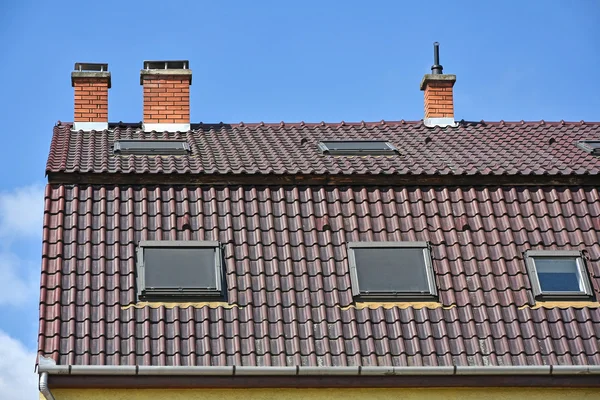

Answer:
[525,250,593,299]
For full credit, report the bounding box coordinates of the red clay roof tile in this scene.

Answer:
[46,121,600,176]
[38,184,600,367]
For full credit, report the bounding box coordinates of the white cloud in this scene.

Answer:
[0,184,45,239]
[0,184,44,307]
[0,330,38,399]
[0,184,45,398]
[0,252,38,306]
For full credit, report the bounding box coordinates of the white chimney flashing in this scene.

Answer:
[72,122,109,131]
[423,118,457,128]
[142,123,191,132]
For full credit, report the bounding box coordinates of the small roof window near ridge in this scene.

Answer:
[113,139,190,155]
[577,140,600,155]
[318,140,398,155]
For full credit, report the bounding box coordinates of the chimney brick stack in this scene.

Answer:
[421,75,456,119]
[420,43,456,127]
[140,60,192,132]
[71,63,111,131]
[70,50,458,131]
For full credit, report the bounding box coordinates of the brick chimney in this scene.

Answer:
[420,43,456,127]
[140,60,192,132]
[71,63,111,131]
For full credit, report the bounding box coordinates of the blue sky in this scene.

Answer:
[0,1,598,398]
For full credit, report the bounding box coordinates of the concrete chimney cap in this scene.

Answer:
[140,60,192,85]
[420,74,456,91]
[71,62,111,88]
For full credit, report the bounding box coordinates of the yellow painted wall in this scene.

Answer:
[42,387,600,400]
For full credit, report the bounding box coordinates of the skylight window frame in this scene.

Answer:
[136,240,224,300]
[577,140,600,156]
[348,241,438,301]
[525,250,593,300]
[318,140,398,155]
[113,139,191,155]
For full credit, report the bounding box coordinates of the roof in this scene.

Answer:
[46,121,600,177]
[38,183,600,367]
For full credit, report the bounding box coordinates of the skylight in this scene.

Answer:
[525,250,593,299]
[113,139,190,155]
[577,140,600,155]
[136,241,223,300]
[318,140,398,155]
[348,242,437,300]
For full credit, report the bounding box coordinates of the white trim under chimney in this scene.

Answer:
[143,123,191,132]
[423,118,457,128]
[72,122,109,131]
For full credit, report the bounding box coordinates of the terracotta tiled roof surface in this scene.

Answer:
[46,121,600,176]
[39,184,600,367]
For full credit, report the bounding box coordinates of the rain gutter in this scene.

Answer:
[38,364,600,377]
[38,356,600,397]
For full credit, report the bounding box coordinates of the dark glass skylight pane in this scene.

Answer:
[577,141,600,155]
[144,247,216,289]
[535,257,581,292]
[114,140,190,155]
[354,248,429,292]
[324,141,392,151]
[319,140,397,155]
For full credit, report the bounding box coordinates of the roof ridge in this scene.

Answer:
[228,120,600,127]
[56,120,600,130]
